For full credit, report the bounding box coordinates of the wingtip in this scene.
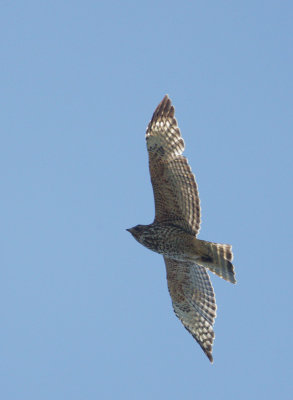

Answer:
[151,94,174,121]
[161,94,171,106]
[203,346,214,363]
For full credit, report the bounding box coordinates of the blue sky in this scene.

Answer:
[1,1,292,399]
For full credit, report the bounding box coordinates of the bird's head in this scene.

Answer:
[126,225,146,242]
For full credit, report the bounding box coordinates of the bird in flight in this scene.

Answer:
[127,95,236,363]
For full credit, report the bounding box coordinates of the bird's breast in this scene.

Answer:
[139,224,199,261]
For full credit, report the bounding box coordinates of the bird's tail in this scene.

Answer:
[196,240,236,284]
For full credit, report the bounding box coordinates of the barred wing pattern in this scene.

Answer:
[164,257,217,362]
[146,95,201,236]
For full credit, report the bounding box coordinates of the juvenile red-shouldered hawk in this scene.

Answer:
[127,95,236,363]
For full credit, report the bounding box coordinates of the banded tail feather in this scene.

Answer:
[197,240,236,284]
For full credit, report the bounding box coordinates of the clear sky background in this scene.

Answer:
[1,1,292,399]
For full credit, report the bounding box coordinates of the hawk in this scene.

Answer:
[127,95,236,363]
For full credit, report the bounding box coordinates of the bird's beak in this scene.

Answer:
[126,228,130,232]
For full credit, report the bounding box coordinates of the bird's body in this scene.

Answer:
[128,223,198,260]
[127,95,236,362]
[128,222,235,283]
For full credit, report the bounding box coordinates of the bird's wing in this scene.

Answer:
[146,95,201,236]
[164,257,217,362]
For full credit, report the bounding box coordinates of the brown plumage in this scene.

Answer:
[127,95,236,363]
